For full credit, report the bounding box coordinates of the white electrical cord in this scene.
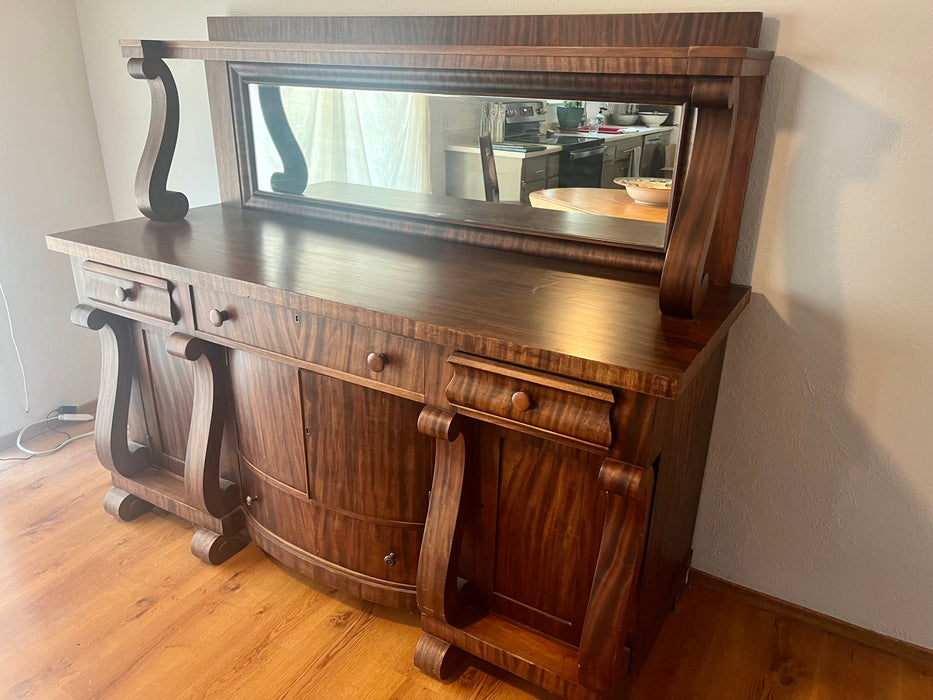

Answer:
[15,416,94,456]
[0,277,29,413]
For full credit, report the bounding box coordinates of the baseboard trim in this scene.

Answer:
[688,568,933,672]
[0,399,98,453]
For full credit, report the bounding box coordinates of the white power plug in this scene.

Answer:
[58,413,94,422]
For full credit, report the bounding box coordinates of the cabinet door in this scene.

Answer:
[301,371,434,524]
[460,424,606,646]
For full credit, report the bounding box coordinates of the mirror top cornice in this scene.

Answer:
[122,13,773,318]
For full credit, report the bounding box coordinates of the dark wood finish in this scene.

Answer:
[413,632,465,680]
[255,84,308,195]
[70,305,150,477]
[102,486,153,522]
[446,352,614,450]
[82,261,178,325]
[127,42,189,221]
[47,12,774,700]
[165,333,239,519]
[207,13,764,48]
[479,133,500,203]
[660,78,738,317]
[302,373,434,523]
[191,285,425,397]
[416,407,468,626]
[228,350,307,493]
[135,13,773,313]
[577,459,654,694]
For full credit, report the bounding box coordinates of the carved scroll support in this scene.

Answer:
[128,41,189,221]
[70,304,150,477]
[416,407,468,626]
[166,333,239,519]
[577,458,655,696]
[659,77,739,318]
[257,84,309,195]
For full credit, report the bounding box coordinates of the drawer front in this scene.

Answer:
[523,160,548,181]
[544,154,560,178]
[191,287,424,394]
[239,459,421,586]
[82,261,177,325]
[445,352,614,448]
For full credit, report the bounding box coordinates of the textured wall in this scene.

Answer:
[73,0,933,648]
[0,2,111,435]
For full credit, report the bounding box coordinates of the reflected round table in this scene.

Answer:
[528,187,669,223]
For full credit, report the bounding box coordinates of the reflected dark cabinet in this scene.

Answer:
[48,13,772,699]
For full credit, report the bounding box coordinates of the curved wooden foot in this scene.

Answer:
[103,487,153,522]
[190,527,248,565]
[414,632,465,680]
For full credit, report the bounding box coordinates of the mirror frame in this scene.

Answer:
[121,13,773,317]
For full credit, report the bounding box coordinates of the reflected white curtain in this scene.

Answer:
[253,86,431,195]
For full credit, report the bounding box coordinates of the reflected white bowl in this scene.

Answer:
[616,177,672,206]
[638,112,667,127]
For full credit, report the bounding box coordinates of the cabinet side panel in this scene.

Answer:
[632,337,728,670]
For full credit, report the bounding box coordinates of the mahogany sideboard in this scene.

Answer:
[47,13,772,700]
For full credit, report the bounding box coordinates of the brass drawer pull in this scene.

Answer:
[384,552,397,567]
[367,352,388,373]
[244,495,259,507]
[209,308,230,327]
[511,391,532,412]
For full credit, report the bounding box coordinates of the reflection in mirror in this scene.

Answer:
[248,84,682,250]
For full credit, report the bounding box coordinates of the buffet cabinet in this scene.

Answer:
[48,11,771,700]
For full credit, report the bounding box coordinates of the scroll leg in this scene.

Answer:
[71,305,150,477]
[190,527,248,565]
[102,487,153,522]
[416,407,468,626]
[414,632,466,681]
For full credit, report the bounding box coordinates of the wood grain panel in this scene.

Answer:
[139,328,193,476]
[301,372,433,523]
[446,353,613,448]
[239,459,422,590]
[192,286,425,394]
[491,430,604,645]
[207,14,762,49]
[228,350,307,492]
[82,261,177,326]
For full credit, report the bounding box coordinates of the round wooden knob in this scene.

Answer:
[367,352,388,373]
[209,308,230,327]
[115,286,135,302]
[511,391,532,412]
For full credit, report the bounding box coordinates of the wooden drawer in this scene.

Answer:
[239,459,421,586]
[445,352,614,449]
[191,287,424,394]
[81,261,177,325]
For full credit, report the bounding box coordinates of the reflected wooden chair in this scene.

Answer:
[478,132,499,203]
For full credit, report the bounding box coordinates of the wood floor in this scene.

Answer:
[0,431,930,699]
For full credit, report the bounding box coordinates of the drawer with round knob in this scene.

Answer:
[81,261,178,325]
[445,352,614,450]
[238,457,422,587]
[191,286,424,394]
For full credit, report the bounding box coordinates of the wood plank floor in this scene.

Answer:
[0,432,930,699]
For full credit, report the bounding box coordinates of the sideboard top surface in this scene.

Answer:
[47,205,749,398]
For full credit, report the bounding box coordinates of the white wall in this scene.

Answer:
[0,2,111,436]
[73,1,933,648]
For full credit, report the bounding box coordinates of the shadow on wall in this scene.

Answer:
[695,58,932,647]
